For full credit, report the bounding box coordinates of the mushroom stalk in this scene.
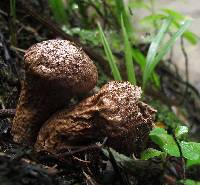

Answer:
[12,75,70,144]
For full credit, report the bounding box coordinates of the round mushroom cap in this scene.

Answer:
[24,39,98,93]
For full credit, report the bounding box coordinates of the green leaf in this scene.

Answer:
[141,14,166,25]
[162,8,185,20]
[142,9,198,45]
[179,179,200,185]
[183,31,199,45]
[171,20,198,45]
[175,126,188,139]
[121,14,136,85]
[143,17,172,89]
[180,141,200,160]
[141,148,163,160]
[98,23,122,81]
[187,158,200,167]
[128,1,151,10]
[63,27,101,46]
[149,128,180,157]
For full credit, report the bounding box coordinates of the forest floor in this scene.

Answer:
[0,1,200,185]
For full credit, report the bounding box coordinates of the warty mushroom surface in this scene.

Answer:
[11,39,98,145]
[35,81,157,155]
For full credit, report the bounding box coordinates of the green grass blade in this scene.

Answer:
[152,19,192,73]
[143,17,172,89]
[145,18,172,69]
[121,14,136,85]
[172,20,198,45]
[132,48,160,87]
[132,48,146,70]
[10,0,17,46]
[114,0,133,39]
[162,9,198,45]
[143,18,192,90]
[98,23,122,81]
[49,0,68,24]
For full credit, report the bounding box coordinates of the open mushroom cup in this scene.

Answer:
[35,81,157,155]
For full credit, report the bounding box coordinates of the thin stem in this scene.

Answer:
[9,0,17,46]
[180,36,189,97]
[172,133,186,179]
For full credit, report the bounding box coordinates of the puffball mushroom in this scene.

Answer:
[11,39,98,144]
[35,81,156,155]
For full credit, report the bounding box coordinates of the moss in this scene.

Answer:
[149,100,183,130]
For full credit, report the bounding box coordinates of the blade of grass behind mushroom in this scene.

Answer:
[142,17,172,90]
[143,17,192,90]
[48,0,68,25]
[98,23,122,81]
[121,13,136,85]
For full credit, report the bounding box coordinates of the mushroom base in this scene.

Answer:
[34,107,154,156]
[11,75,71,145]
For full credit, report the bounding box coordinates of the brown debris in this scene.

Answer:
[11,40,98,145]
[35,81,156,155]
[0,109,15,119]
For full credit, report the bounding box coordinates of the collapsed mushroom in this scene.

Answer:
[11,39,98,144]
[35,81,156,155]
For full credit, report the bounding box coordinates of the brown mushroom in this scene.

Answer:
[11,39,98,144]
[35,81,156,155]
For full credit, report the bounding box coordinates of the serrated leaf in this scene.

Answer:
[175,126,188,138]
[141,148,163,160]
